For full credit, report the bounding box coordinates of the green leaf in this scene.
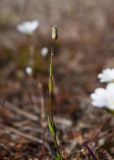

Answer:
[48,117,56,137]
[50,60,53,76]
[54,153,63,160]
[48,76,53,94]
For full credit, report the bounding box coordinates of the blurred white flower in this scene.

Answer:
[25,66,33,76]
[90,83,114,110]
[106,83,114,110]
[41,47,48,57]
[17,20,39,35]
[90,88,107,108]
[98,68,114,83]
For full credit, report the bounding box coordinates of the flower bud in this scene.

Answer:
[52,25,58,40]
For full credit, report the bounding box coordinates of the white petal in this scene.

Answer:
[90,88,107,107]
[41,47,48,57]
[98,68,114,83]
[106,83,114,90]
[17,20,39,35]
[106,83,114,110]
[25,67,33,76]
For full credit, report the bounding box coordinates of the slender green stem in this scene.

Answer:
[48,28,63,160]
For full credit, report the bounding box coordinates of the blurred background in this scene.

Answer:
[0,0,114,159]
[1,0,114,110]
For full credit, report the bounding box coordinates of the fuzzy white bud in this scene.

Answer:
[52,25,58,40]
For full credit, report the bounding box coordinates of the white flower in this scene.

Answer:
[41,47,48,57]
[90,88,107,107]
[98,68,114,83]
[17,20,39,35]
[90,83,114,110]
[25,67,33,76]
[105,83,114,110]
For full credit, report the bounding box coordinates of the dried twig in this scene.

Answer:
[4,102,38,121]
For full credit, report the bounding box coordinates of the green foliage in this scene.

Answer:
[48,76,53,94]
[49,59,53,76]
[48,117,56,137]
[48,55,53,93]
[54,153,63,160]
